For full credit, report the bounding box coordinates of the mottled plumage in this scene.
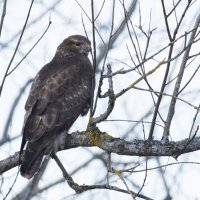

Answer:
[20,35,93,179]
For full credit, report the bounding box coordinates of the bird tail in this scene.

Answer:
[20,143,44,179]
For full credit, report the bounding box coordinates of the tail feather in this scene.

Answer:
[20,144,44,179]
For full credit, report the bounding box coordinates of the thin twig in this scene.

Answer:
[74,0,105,46]
[178,63,200,94]
[90,0,97,117]
[119,176,136,200]
[94,0,106,21]
[3,168,20,200]
[106,152,111,186]
[92,64,115,125]
[136,157,148,198]
[104,119,163,128]
[115,59,165,98]
[108,161,200,174]
[167,0,182,17]
[155,158,171,198]
[161,0,172,41]
[52,154,153,199]
[172,0,178,24]
[52,154,83,193]
[111,27,200,77]
[174,125,199,159]
[0,0,7,38]
[96,0,137,67]
[131,86,198,110]
[7,18,52,76]
[15,158,50,200]
[0,79,33,145]
[188,104,200,139]
[0,0,62,51]
[148,1,192,141]
[92,0,116,117]
[0,0,35,97]
[136,122,148,197]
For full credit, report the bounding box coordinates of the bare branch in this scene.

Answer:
[91,64,115,125]
[163,12,200,140]
[2,130,200,175]
[7,18,52,76]
[0,0,7,38]
[0,0,35,97]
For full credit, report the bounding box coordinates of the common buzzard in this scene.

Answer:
[20,35,93,179]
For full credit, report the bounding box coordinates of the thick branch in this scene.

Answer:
[163,12,200,139]
[1,129,200,174]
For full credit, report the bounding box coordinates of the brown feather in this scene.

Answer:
[20,35,93,178]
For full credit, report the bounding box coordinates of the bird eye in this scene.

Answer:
[76,42,82,46]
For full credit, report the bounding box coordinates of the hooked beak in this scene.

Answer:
[85,44,91,52]
[83,44,91,55]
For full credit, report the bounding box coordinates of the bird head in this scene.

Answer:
[57,35,91,56]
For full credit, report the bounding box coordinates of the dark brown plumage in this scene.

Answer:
[20,35,93,179]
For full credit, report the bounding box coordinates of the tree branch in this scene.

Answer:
[1,129,200,175]
[162,12,200,140]
[0,0,7,38]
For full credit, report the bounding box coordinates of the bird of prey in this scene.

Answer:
[20,35,93,179]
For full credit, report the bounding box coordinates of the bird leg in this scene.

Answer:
[45,131,66,156]
[52,131,66,152]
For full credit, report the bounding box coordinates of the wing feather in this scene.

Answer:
[21,52,93,178]
[24,57,92,142]
[42,104,58,128]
